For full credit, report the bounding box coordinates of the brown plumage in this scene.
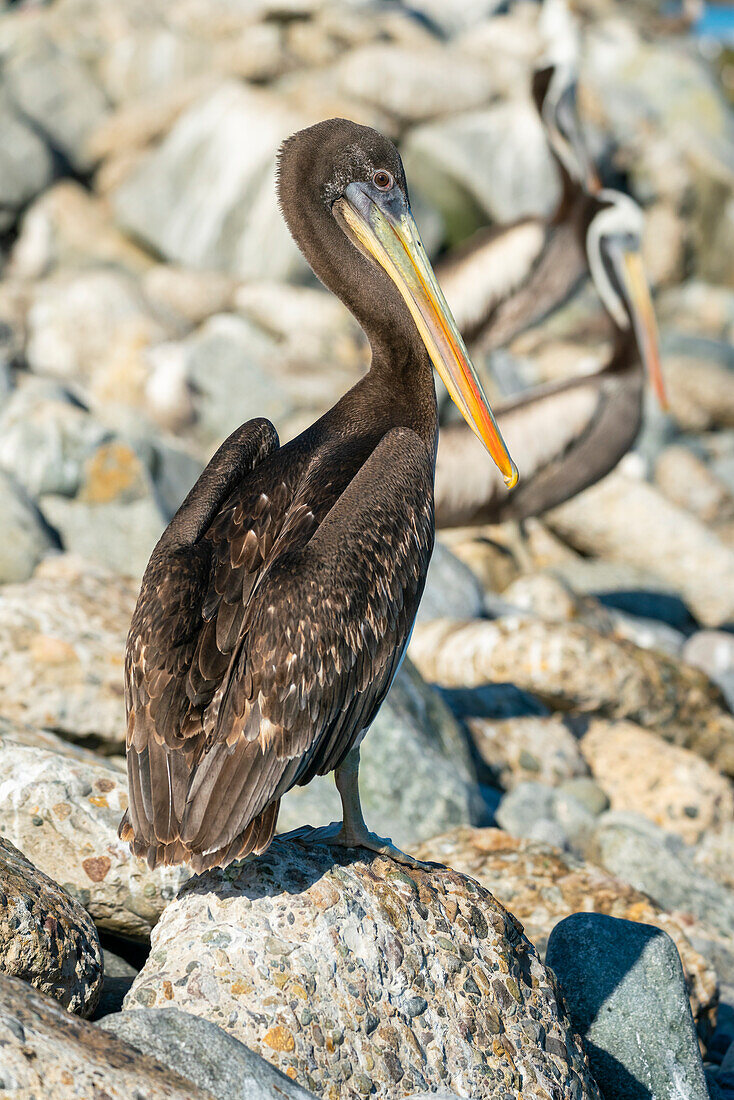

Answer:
[120,118,514,872]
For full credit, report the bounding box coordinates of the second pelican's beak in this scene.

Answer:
[620,249,668,410]
[335,181,518,488]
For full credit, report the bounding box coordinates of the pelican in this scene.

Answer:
[434,188,666,528]
[119,119,516,872]
[436,63,600,350]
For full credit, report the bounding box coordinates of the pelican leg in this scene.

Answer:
[280,748,435,869]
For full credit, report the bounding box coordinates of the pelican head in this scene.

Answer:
[587,190,667,407]
[533,63,600,194]
[277,118,517,487]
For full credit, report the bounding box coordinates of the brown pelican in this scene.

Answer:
[436,63,600,350]
[119,119,516,872]
[434,188,666,528]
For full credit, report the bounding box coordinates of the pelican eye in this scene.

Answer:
[372,169,394,191]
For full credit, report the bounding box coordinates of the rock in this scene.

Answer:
[8,181,151,281]
[4,34,109,173]
[408,617,734,775]
[146,314,291,447]
[439,529,521,594]
[663,352,734,433]
[695,822,734,893]
[402,100,559,244]
[414,826,717,1034]
[0,836,102,1017]
[125,839,602,1099]
[495,781,598,851]
[684,630,734,709]
[113,82,307,279]
[0,379,110,500]
[0,738,188,939]
[330,44,497,124]
[465,715,589,790]
[588,812,734,959]
[0,89,54,232]
[416,541,485,623]
[655,445,734,525]
[0,469,59,583]
[546,913,709,1100]
[25,267,168,410]
[401,0,507,36]
[278,660,484,846]
[0,974,212,1099]
[142,264,237,327]
[0,555,135,746]
[580,720,734,844]
[93,949,138,1020]
[0,714,126,770]
[100,1007,319,1100]
[41,492,164,579]
[547,471,734,627]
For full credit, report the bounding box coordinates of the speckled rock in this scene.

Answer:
[0,468,59,584]
[413,827,717,1035]
[547,914,709,1100]
[466,715,589,790]
[694,822,734,893]
[100,1007,321,1100]
[655,445,734,525]
[409,618,734,775]
[0,740,187,939]
[580,720,734,844]
[125,839,602,1100]
[547,472,734,627]
[0,837,102,1017]
[0,555,134,746]
[278,660,484,847]
[0,975,212,1099]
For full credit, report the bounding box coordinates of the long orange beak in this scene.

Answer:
[335,182,518,489]
[621,250,668,410]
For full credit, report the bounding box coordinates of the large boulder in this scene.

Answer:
[0,555,134,747]
[0,837,102,1017]
[0,738,187,939]
[124,839,602,1099]
[112,82,308,279]
[408,617,734,775]
[547,913,709,1100]
[414,826,717,1035]
[278,660,485,847]
[0,975,212,1099]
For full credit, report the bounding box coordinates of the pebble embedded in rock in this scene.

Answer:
[0,837,102,1017]
[546,913,709,1100]
[0,739,188,939]
[414,826,717,1036]
[124,838,602,1100]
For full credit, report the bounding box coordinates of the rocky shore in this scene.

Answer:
[1,0,734,1098]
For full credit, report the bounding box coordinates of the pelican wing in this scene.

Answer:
[122,426,434,871]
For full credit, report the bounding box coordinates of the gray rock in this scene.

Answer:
[695,822,734,893]
[684,631,734,710]
[40,493,165,579]
[0,468,59,583]
[547,913,709,1100]
[93,949,138,1020]
[402,101,559,244]
[495,781,596,852]
[125,839,602,1099]
[0,974,212,1098]
[0,738,188,939]
[465,714,590,791]
[113,82,307,279]
[0,90,54,231]
[100,1008,318,1100]
[416,540,485,623]
[5,35,109,172]
[556,777,610,818]
[278,660,484,847]
[0,836,102,1017]
[588,812,734,947]
[0,555,136,745]
[146,314,291,447]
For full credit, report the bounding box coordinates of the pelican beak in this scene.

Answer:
[620,249,668,410]
[335,182,518,488]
